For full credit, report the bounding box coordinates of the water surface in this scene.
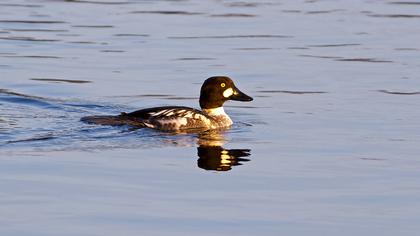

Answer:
[1,0,420,235]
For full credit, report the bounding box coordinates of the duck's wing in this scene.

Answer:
[124,106,214,131]
[125,106,202,119]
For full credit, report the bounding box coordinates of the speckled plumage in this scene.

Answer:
[123,106,215,131]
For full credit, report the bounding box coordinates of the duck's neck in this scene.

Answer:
[202,107,233,126]
[202,107,226,116]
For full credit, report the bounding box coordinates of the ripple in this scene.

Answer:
[299,54,343,59]
[4,55,62,59]
[287,46,309,50]
[0,89,48,100]
[113,33,149,37]
[173,57,215,61]
[59,0,133,4]
[0,52,15,55]
[0,92,59,109]
[30,78,92,84]
[6,135,56,144]
[336,58,393,63]
[368,14,420,18]
[227,105,260,109]
[282,10,301,13]
[377,90,420,95]
[63,103,114,109]
[257,90,328,95]
[130,10,203,15]
[72,25,114,28]
[106,94,196,100]
[210,13,257,17]
[394,48,419,51]
[100,50,125,53]
[305,9,345,14]
[0,20,66,24]
[388,1,420,5]
[56,33,81,37]
[306,43,361,47]
[169,34,292,39]
[360,157,387,161]
[68,41,98,44]
[226,2,280,7]
[226,2,260,7]
[0,36,60,42]
[0,3,42,7]
[233,47,273,50]
[162,97,196,100]
[109,94,173,98]
[5,28,68,32]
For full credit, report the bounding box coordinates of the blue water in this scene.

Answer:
[1,0,420,235]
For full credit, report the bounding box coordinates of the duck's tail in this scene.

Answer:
[80,114,147,127]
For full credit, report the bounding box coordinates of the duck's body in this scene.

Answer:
[81,76,253,132]
[122,106,232,131]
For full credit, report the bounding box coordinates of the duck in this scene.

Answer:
[81,76,253,131]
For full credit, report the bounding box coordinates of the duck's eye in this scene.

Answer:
[220,83,225,88]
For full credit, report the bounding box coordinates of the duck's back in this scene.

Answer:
[124,106,215,131]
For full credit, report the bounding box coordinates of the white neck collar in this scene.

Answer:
[202,107,227,116]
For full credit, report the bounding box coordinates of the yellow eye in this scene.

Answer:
[221,83,225,88]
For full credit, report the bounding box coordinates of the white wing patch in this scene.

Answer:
[223,88,234,98]
[144,108,213,130]
[148,109,203,119]
[149,109,170,116]
[149,109,181,117]
[156,117,188,130]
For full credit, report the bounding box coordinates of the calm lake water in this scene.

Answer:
[1,0,420,235]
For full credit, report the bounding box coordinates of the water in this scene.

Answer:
[1,0,420,235]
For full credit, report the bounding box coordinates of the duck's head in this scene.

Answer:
[199,76,253,109]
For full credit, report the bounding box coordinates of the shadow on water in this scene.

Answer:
[196,131,250,171]
[79,115,252,171]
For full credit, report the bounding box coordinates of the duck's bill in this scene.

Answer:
[230,88,253,102]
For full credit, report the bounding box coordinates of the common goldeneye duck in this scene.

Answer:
[82,76,253,131]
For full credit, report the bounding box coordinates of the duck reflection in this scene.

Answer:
[196,131,251,171]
